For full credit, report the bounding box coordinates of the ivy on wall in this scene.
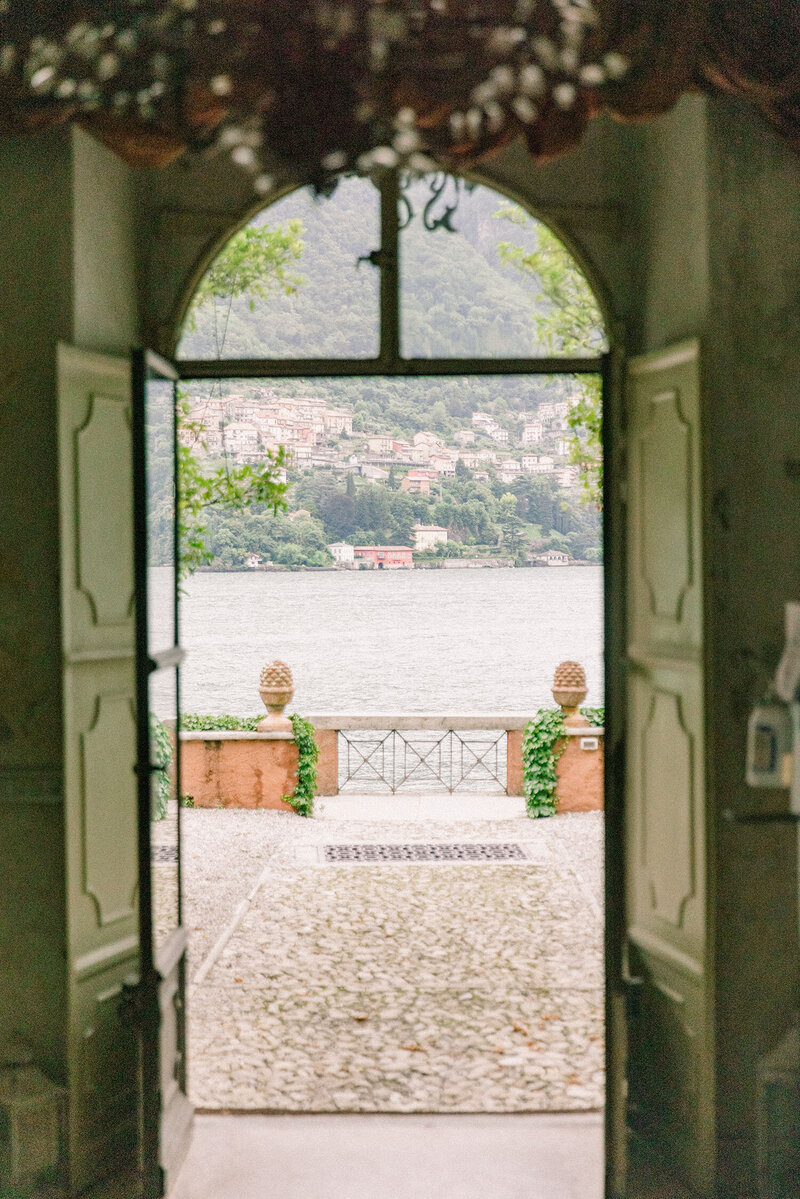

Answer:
[180,712,318,817]
[151,714,172,822]
[521,706,605,819]
[285,714,318,818]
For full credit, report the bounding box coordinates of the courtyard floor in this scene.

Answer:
[178,797,604,1113]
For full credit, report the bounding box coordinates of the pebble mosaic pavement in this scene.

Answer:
[178,804,604,1113]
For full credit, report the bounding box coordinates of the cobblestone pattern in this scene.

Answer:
[184,809,604,1113]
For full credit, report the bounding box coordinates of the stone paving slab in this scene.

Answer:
[171,1113,605,1199]
[184,809,604,1113]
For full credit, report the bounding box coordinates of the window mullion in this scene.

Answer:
[378,170,400,368]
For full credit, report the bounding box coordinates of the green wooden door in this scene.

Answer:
[58,345,192,1197]
[58,345,141,1194]
[625,340,714,1192]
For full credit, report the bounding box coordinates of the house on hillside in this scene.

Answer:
[401,468,436,496]
[557,465,580,488]
[532,549,570,566]
[412,524,448,551]
[223,421,259,456]
[328,542,355,566]
[413,430,444,450]
[354,546,414,569]
[497,460,521,483]
[323,407,353,435]
[366,434,393,454]
[291,444,313,466]
[525,454,555,474]
[522,421,544,445]
[244,553,263,568]
[430,454,456,477]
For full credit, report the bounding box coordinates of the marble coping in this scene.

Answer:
[179,717,604,736]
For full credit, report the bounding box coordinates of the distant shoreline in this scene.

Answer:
[198,560,601,574]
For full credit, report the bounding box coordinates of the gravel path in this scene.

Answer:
[181,804,604,1113]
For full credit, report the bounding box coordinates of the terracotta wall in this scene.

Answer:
[555,731,604,812]
[181,736,297,811]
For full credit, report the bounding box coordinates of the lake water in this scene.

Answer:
[171,566,604,717]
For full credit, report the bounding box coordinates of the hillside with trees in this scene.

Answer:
[200,472,601,571]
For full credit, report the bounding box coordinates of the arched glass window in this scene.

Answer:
[176,171,607,373]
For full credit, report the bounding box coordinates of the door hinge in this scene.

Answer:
[118,973,147,1029]
[624,974,644,1023]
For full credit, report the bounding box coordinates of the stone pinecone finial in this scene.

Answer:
[260,660,293,690]
[552,660,587,710]
[257,660,294,732]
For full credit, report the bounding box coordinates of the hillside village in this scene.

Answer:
[182,386,599,570]
[185,388,580,487]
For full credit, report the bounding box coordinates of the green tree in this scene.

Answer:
[496,210,605,506]
[186,221,305,357]
[355,485,392,540]
[177,219,305,575]
[177,396,289,578]
[499,491,525,556]
[319,491,356,541]
[388,491,415,545]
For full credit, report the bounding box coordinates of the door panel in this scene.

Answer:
[58,345,140,1194]
[132,349,193,1197]
[625,341,714,1192]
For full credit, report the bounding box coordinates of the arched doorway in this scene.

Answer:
[141,167,618,1196]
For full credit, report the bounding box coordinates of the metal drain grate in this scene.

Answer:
[152,845,178,864]
[324,843,525,862]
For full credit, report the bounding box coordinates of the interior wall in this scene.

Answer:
[703,94,800,1195]
[628,96,710,355]
[0,131,74,1076]
[73,128,140,354]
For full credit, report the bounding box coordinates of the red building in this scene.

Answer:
[353,546,414,569]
